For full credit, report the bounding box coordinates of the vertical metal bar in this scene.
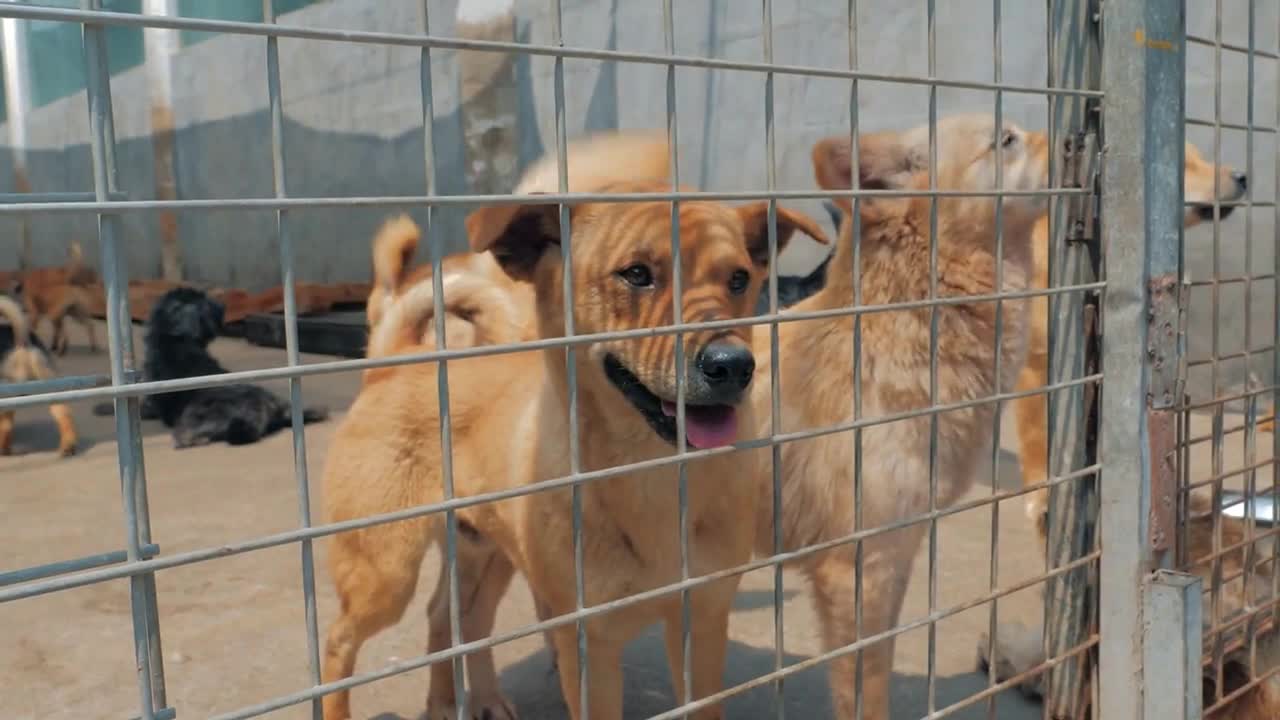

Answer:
[659,2,691,717]
[844,3,865,720]
[985,2,1005,718]
[925,0,940,715]
[1,17,34,268]
[1143,571,1204,719]
[1241,0,1261,687]
[1044,2,1104,715]
[1098,2,1187,717]
[759,1,785,716]
[1208,1,1228,703]
[81,1,167,717]
[547,2,586,717]
[420,3,468,718]
[261,3,322,717]
[1273,0,1280,659]
[1041,13,1059,710]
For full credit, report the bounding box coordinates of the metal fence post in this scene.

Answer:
[80,1,171,719]
[1099,1,1192,718]
[1042,2,1103,716]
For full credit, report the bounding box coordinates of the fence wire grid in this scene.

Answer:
[0,1,1275,720]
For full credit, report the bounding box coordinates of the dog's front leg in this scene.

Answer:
[662,581,736,720]
[809,526,924,720]
[549,623,624,720]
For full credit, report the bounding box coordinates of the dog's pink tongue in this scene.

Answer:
[661,401,739,449]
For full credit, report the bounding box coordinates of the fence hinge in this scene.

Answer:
[1063,130,1100,243]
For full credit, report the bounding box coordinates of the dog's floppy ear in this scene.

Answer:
[466,201,566,281]
[812,131,922,212]
[736,203,831,267]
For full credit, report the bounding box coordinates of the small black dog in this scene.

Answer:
[752,200,842,315]
[93,286,327,448]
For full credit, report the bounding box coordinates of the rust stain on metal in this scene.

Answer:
[1147,408,1177,555]
[1147,273,1180,409]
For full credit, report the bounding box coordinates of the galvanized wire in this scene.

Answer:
[0,1,1128,718]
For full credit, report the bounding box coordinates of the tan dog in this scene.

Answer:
[1016,142,1249,539]
[0,295,78,456]
[752,114,1051,718]
[320,129,828,720]
[978,493,1280,719]
[17,242,101,356]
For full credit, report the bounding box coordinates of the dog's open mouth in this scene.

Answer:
[1194,203,1237,221]
[602,354,739,449]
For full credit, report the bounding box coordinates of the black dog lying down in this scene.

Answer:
[94,287,327,448]
[752,199,841,315]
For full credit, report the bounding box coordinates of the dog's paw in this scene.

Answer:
[976,622,1046,701]
[57,443,77,458]
[425,692,517,720]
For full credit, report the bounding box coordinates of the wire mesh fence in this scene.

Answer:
[0,1,1273,719]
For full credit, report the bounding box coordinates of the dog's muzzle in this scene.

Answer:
[603,345,752,449]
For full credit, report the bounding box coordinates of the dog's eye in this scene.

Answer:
[727,269,751,295]
[1000,131,1018,149]
[617,264,654,288]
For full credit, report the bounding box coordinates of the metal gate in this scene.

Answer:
[0,1,1275,719]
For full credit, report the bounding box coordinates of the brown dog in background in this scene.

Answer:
[320,129,828,720]
[16,241,101,355]
[0,294,78,456]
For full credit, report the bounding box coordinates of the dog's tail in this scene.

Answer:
[0,295,57,383]
[365,270,522,359]
[0,294,30,349]
[372,214,421,299]
[514,129,671,195]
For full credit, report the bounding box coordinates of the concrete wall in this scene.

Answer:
[0,0,1274,397]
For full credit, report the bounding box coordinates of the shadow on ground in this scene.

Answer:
[363,631,1039,720]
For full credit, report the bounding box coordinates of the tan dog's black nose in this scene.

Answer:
[698,343,756,391]
[1232,171,1248,192]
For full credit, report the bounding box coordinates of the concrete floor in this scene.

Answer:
[1,320,1271,720]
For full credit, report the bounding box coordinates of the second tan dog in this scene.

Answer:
[320,130,828,720]
[750,114,1051,718]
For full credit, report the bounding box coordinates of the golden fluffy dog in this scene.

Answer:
[320,129,828,720]
[1014,142,1249,540]
[751,114,1051,718]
